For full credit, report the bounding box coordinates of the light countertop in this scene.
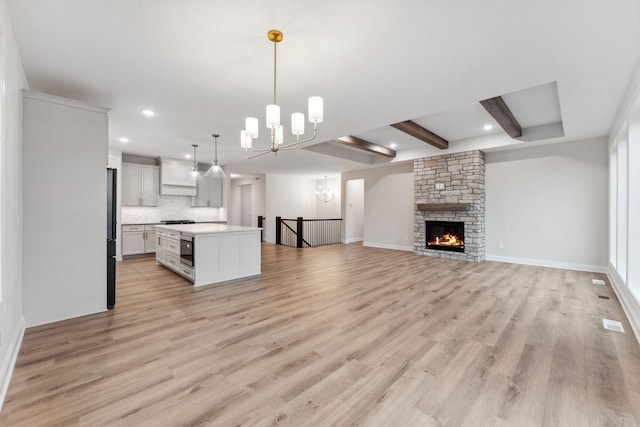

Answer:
[154,223,261,235]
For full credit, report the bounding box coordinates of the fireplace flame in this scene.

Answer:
[430,233,464,247]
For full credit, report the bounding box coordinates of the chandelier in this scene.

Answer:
[316,176,335,203]
[241,29,323,159]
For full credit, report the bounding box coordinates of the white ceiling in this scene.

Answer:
[6,0,640,176]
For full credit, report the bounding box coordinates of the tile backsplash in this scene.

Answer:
[122,195,226,224]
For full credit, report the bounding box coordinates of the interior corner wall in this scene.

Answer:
[228,175,265,227]
[0,0,28,409]
[341,162,414,251]
[264,174,317,243]
[485,138,608,271]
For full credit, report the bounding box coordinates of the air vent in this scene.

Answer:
[602,319,625,333]
[592,279,606,286]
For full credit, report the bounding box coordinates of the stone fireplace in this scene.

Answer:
[414,150,485,262]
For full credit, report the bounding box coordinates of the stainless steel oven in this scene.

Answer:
[180,235,194,267]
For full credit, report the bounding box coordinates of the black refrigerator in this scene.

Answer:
[107,168,117,308]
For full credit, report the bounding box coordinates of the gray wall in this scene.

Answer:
[22,91,109,327]
[485,138,608,271]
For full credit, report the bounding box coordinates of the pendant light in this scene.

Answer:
[241,29,324,159]
[187,144,204,182]
[316,176,335,203]
[205,134,226,179]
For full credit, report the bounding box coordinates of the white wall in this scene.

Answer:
[22,91,108,327]
[342,162,414,251]
[485,138,608,271]
[344,179,364,243]
[0,0,27,408]
[228,175,266,227]
[264,174,318,243]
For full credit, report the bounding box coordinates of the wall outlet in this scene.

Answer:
[435,183,445,190]
[498,242,504,249]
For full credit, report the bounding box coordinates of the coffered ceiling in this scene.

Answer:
[6,0,640,175]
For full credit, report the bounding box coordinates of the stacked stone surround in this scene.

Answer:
[414,150,485,262]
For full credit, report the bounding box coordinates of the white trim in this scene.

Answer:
[485,254,608,273]
[342,237,363,244]
[23,89,110,114]
[608,264,640,344]
[0,316,24,411]
[363,241,413,252]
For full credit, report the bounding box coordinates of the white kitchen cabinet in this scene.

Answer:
[192,176,223,207]
[145,228,157,253]
[122,225,157,256]
[155,231,167,265]
[122,163,159,206]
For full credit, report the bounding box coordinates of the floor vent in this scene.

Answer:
[603,319,625,333]
[592,279,606,286]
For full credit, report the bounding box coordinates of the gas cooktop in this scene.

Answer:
[160,220,196,224]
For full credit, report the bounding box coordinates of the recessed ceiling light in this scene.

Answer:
[141,109,155,117]
[483,124,493,131]
[184,154,192,159]
[119,137,129,143]
[390,143,397,148]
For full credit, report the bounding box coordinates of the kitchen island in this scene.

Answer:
[154,223,261,286]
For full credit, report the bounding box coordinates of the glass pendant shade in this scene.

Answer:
[291,112,305,135]
[308,97,323,123]
[275,125,284,146]
[246,117,259,138]
[186,144,204,182]
[266,104,280,128]
[187,168,204,182]
[205,162,226,179]
[204,133,226,179]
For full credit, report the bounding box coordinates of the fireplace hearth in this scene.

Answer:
[425,221,465,252]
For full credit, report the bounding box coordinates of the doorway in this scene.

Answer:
[240,184,252,227]
[345,179,364,243]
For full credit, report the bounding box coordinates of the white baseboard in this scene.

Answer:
[607,265,640,344]
[363,241,413,252]
[342,237,363,244]
[485,254,608,273]
[0,316,25,411]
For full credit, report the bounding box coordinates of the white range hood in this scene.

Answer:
[158,157,197,196]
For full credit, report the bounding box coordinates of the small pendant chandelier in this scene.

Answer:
[204,133,226,179]
[316,176,335,203]
[241,29,324,159]
[187,144,203,182]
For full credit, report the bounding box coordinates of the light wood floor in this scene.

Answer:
[2,243,640,426]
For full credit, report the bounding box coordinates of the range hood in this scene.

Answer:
[158,157,197,196]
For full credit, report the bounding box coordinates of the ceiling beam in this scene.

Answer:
[479,96,522,138]
[334,136,396,158]
[390,120,448,150]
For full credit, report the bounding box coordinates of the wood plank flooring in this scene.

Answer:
[2,243,640,426]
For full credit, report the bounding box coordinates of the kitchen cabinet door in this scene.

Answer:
[121,164,141,206]
[122,231,145,255]
[156,236,166,264]
[121,163,159,206]
[191,176,222,207]
[145,228,157,253]
[141,167,159,206]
